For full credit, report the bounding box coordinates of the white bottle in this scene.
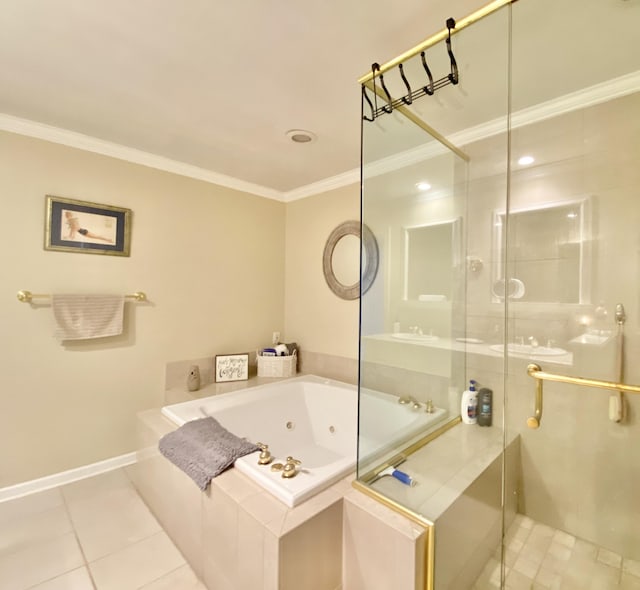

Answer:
[460,380,478,424]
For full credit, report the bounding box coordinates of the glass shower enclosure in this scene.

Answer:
[356,1,640,588]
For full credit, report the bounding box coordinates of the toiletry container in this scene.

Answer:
[460,380,478,424]
[477,387,493,426]
[274,343,289,356]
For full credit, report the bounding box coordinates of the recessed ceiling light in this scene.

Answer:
[517,155,535,166]
[286,129,317,144]
[416,182,431,191]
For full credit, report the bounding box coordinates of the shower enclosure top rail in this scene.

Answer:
[357,0,515,84]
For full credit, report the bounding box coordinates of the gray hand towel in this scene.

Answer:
[158,417,259,490]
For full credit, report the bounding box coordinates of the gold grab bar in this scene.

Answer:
[527,364,544,429]
[17,290,147,303]
[526,363,640,429]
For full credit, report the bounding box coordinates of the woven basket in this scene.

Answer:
[257,349,297,378]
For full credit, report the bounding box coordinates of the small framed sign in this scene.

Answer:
[215,353,249,383]
[45,195,132,256]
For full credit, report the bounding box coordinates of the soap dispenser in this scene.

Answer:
[460,380,478,424]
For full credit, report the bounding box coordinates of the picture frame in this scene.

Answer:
[215,353,249,383]
[44,195,132,256]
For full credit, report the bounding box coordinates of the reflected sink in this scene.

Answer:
[391,333,439,342]
[569,333,611,345]
[489,343,568,356]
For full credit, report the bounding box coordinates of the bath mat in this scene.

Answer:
[158,417,259,490]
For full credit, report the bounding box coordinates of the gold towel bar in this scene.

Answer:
[17,290,147,303]
[526,363,640,429]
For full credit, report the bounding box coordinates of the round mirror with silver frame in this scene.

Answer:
[322,220,379,300]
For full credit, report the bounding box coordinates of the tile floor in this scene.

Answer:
[6,467,640,590]
[0,468,205,590]
[473,514,640,590]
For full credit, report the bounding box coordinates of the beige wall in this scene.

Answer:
[284,184,360,360]
[0,131,285,486]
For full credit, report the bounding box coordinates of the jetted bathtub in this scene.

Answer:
[161,374,447,506]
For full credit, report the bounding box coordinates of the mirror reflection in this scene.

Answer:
[332,233,360,287]
[404,219,461,301]
[493,198,591,304]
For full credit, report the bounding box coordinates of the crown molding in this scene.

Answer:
[2,70,638,203]
[0,114,284,201]
[282,168,360,202]
[451,69,640,147]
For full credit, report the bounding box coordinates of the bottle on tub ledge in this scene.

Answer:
[477,387,493,427]
[460,380,478,424]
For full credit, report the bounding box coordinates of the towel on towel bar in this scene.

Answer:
[158,417,259,490]
[52,294,124,341]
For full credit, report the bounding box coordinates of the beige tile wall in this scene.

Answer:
[131,409,347,590]
[342,491,427,590]
[433,438,520,590]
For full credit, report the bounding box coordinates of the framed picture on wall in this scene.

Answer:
[44,195,132,256]
[215,353,250,383]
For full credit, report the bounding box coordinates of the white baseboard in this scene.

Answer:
[0,452,137,503]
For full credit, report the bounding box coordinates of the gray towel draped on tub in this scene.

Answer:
[158,417,259,490]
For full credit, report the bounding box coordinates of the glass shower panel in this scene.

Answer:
[358,117,467,486]
[358,6,511,588]
[498,0,640,588]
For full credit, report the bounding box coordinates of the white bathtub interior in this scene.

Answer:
[162,374,449,506]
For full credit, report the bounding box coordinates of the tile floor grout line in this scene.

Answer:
[134,563,189,590]
[60,481,98,590]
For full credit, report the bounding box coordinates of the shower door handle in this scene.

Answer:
[527,364,543,428]
[526,363,640,429]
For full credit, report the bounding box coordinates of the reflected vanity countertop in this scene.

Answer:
[364,334,574,366]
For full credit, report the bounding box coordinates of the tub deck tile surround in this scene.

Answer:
[369,425,514,521]
[134,398,520,590]
[131,407,347,590]
[342,489,428,590]
[164,351,358,408]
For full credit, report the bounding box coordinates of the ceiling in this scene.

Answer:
[0,0,486,198]
[1,1,638,200]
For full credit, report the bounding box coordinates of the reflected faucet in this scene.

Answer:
[398,395,422,410]
[528,336,539,348]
